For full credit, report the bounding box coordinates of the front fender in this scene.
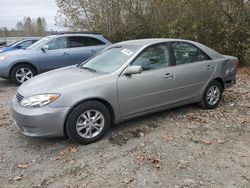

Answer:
[49,75,120,123]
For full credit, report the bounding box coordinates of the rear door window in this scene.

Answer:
[171,42,210,65]
[87,37,105,46]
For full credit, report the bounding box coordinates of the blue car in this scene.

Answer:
[0,33,111,85]
[0,39,39,53]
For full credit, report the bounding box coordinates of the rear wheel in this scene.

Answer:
[199,80,223,109]
[10,64,36,85]
[66,101,111,144]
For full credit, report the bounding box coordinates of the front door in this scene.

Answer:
[39,37,70,72]
[118,43,175,117]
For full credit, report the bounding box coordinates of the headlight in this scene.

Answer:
[0,54,11,61]
[20,94,60,108]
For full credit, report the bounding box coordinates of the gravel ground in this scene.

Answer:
[0,68,249,188]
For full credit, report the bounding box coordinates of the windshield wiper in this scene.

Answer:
[81,66,96,73]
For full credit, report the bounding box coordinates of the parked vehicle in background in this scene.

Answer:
[0,32,111,84]
[11,38,239,144]
[0,38,39,53]
[0,41,7,48]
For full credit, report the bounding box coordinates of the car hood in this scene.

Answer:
[0,49,34,56]
[0,47,7,53]
[17,66,112,97]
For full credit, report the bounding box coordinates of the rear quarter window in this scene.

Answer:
[69,36,105,48]
[87,37,105,46]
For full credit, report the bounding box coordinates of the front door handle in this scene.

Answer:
[163,73,174,78]
[205,65,214,70]
[91,50,96,54]
[63,52,69,56]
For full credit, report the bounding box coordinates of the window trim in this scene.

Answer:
[169,41,212,66]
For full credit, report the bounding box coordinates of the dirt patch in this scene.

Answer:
[0,68,249,188]
[109,121,158,146]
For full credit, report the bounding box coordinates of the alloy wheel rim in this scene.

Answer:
[206,85,220,106]
[76,110,105,139]
[15,68,33,83]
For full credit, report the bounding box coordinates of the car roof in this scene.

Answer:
[48,32,104,38]
[114,38,194,46]
[23,38,40,41]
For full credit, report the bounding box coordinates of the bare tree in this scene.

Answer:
[55,0,250,64]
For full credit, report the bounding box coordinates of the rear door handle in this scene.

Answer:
[63,52,69,56]
[163,73,174,78]
[205,65,214,70]
[91,49,96,54]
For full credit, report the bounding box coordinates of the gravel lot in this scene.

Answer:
[0,68,249,188]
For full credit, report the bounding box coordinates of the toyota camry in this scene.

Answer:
[11,39,238,144]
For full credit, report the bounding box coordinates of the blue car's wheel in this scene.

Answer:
[10,64,36,85]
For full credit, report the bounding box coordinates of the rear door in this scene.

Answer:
[38,36,71,72]
[68,36,107,65]
[118,43,175,117]
[170,42,215,102]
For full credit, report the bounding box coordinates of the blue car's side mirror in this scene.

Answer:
[41,45,49,52]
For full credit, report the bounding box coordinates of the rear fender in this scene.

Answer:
[222,55,238,87]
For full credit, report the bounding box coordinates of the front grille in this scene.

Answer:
[16,93,24,103]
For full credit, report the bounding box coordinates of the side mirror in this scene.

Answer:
[124,65,143,75]
[41,45,49,52]
[149,58,159,64]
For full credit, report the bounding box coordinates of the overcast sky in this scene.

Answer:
[0,0,62,30]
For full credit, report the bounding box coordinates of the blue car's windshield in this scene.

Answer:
[7,40,22,47]
[27,37,50,50]
[80,45,140,73]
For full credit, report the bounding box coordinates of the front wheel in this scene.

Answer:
[65,101,111,144]
[199,80,223,109]
[10,64,36,85]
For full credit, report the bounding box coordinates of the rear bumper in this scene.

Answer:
[225,74,236,89]
[225,79,236,88]
[11,96,70,137]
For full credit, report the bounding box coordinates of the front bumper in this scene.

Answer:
[11,97,70,137]
[0,61,10,78]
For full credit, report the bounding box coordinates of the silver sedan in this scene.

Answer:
[11,39,238,144]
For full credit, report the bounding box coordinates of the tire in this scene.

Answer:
[199,80,223,109]
[10,64,36,85]
[66,101,111,144]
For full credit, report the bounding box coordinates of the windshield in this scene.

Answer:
[7,40,22,47]
[27,37,50,50]
[80,45,140,73]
